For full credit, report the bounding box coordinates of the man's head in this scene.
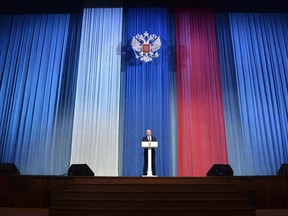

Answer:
[146,129,152,136]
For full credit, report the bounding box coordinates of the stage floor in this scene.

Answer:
[0,175,287,216]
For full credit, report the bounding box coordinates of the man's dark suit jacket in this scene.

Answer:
[142,136,157,142]
[142,136,157,175]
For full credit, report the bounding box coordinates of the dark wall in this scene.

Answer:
[0,0,84,14]
[0,0,288,14]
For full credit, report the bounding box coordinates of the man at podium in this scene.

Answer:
[142,129,157,176]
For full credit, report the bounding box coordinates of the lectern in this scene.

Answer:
[141,141,158,177]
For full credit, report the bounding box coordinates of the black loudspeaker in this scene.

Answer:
[0,163,20,175]
[277,164,288,176]
[206,164,233,176]
[68,164,94,176]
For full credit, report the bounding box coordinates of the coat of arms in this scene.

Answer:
[131,31,161,63]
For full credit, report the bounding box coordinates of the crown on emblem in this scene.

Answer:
[131,31,161,63]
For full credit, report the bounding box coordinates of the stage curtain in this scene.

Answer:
[215,13,247,175]
[0,14,82,174]
[121,8,173,176]
[168,12,179,176]
[218,13,288,175]
[175,8,228,176]
[70,8,123,176]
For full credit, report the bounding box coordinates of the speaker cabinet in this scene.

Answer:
[0,163,20,175]
[277,163,288,176]
[68,164,94,176]
[206,164,233,176]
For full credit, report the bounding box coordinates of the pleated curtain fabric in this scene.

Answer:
[175,8,228,176]
[0,14,81,174]
[217,13,288,175]
[70,8,123,176]
[215,13,247,175]
[121,8,173,176]
[1,9,288,177]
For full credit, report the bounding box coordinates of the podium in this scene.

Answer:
[141,141,158,177]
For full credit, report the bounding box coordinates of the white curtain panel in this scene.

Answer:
[70,8,123,176]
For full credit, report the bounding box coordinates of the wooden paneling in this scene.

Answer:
[49,177,255,216]
[0,176,72,208]
[0,207,49,216]
[0,176,287,215]
[232,177,288,208]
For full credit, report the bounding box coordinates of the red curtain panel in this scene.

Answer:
[176,8,228,176]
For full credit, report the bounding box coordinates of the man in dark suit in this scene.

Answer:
[142,129,157,176]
